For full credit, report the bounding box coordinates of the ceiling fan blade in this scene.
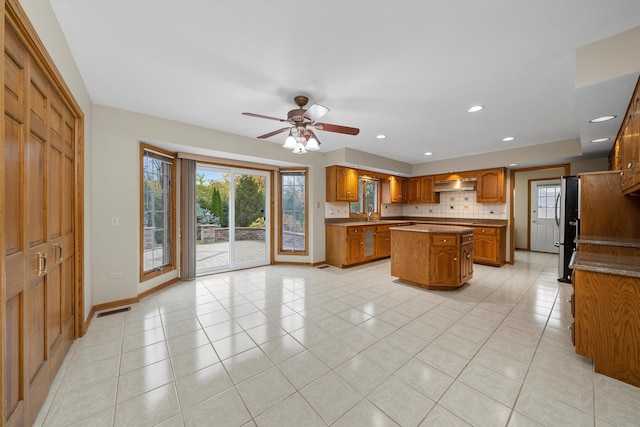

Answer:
[314,122,360,135]
[242,112,288,122]
[303,103,329,121]
[257,127,291,139]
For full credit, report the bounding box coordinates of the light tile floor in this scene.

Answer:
[35,251,640,426]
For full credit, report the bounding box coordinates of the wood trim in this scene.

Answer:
[508,163,570,263]
[1,0,5,417]
[139,142,178,282]
[277,168,309,256]
[138,277,181,300]
[177,151,280,171]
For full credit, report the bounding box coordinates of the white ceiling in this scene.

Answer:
[49,0,640,166]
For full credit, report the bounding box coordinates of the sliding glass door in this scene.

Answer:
[195,165,269,275]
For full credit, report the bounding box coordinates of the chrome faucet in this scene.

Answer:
[367,204,374,221]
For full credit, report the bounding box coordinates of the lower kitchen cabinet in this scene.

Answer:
[391,225,474,290]
[472,226,506,266]
[326,224,395,267]
[572,267,640,387]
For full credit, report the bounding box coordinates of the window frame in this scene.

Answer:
[278,168,308,255]
[350,177,381,219]
[140,143,177,282]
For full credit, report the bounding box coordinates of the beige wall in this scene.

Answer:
[20,0,94,320]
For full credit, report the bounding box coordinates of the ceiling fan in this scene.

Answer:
[242,95,360,154]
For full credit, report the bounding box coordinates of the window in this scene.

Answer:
[140,144,176,280]
[279,169,307,254]
[350,178,379,216]
[537,184,560,219]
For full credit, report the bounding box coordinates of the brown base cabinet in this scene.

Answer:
[327,224,393,267]
[391,225,474,290]
[472,226,506,266]
[573,269,640,387]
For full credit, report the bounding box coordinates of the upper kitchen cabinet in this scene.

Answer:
[389,175,408,203]
[326,165,358,202]
[407,176,440,204]
[612,77,640,195]
[476,167,506,203]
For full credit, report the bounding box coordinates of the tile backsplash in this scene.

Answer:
[383,191,507,219]
[326,191,507,220]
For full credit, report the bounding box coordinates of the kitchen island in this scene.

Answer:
[390,224,474,290]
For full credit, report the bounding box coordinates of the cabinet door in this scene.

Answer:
[390,176,407,203]
[346,231,363,264]
[460,242,473,283]
[477,168,505,203]
[335,166,350,201]
[473,234,497,264]
[363,227,375,259]
[407,177,421,203]
[421,176,439,203]
[346,168,359,202]
[375,231,391,257]
[430,245,458,285]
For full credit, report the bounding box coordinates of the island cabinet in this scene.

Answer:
[472,226,506,266]
[407,176,440,204]
[326,165,358,202]
[476,167,506,203]
[391,224,474,290]
[326,223,395,267]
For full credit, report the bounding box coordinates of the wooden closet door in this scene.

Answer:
[3,23,77,426]
[4,24,28,427]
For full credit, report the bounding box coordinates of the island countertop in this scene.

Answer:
[390,224,474,234]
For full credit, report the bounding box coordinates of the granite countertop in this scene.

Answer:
[327,219,506,228]
[569,251,640,279]
[576,235,640,248]
[390,224,474,234]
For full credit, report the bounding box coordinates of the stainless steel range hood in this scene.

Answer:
[433,177,477,192]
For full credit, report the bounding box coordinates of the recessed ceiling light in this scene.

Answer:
[467,105,484,113]
[590,137,611,143]
[424,152,433,156]
[508,163,519,167]
[502,136,515,142]
[376,134,386,139]
[589,115,616,123]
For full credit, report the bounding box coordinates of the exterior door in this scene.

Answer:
[530,179,560,253]
[195,166,270,275]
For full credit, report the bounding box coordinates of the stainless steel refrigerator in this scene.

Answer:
[555,176,579,283]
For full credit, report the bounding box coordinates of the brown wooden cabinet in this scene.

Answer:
[326,223,393,267]
[326,165,358,202]
[472,226,506,266]
[460,234,474,284]
[374,225,391,258]
[407,176,440,204]
[476,167,506,203]
[389,176,407,203]
[573,268,640,387]
[612,77,640,195]
[391,225,474,290]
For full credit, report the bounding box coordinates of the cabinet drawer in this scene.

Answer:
[462,234,473,244]
[473,227,497,236]
[347,227,363,234]
[376,224,392,232]
[431,234,458,245]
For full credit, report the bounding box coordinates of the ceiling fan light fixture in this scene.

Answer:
[283,131,297,149]
[292,142,307,154]
[305,136,320,151]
